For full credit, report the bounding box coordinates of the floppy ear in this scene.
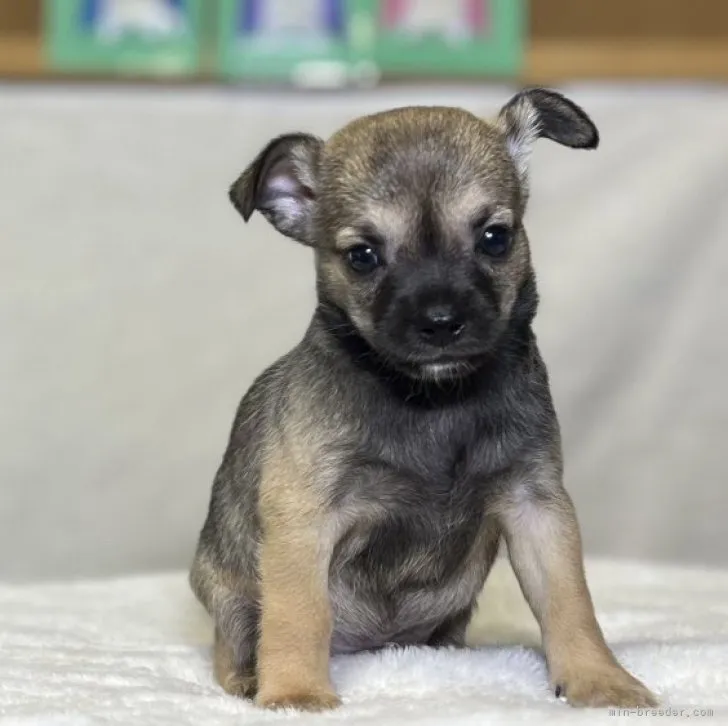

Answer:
[229,133,323,245]
[497,88,599,180]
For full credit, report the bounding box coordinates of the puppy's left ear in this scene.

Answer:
[229,133,323,246]
[497,88,599,181]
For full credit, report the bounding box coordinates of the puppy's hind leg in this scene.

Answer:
[190,559,259,699]
[426,603,476,648]
[428,519,501,649]
[214,625,258,699]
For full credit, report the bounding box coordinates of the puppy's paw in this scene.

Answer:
[219,671,257,700]
[256,687,341,712]
[554,665,657,708]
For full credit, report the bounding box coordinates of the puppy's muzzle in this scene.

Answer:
[416,304,466,348]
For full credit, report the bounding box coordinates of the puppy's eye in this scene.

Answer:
[475,225,512,258]
[346,244,382,274]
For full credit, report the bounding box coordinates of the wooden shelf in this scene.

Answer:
[1,0,728,85]
[524,39,728,84]
[0,35,43,77]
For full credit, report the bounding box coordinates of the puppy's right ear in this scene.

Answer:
[229,133,323,246]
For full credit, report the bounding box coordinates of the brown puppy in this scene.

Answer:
[190,89,657,711]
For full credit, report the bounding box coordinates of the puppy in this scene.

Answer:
[190,88,657,711]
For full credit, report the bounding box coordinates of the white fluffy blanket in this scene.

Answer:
[1,559,727,725]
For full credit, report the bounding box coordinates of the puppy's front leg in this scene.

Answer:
[255,450,341,711]
[498,464,657,708]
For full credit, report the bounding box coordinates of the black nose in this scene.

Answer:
[417,305,465,347]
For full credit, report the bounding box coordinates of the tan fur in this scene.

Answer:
[254,440,341,711]
[313,107,529,343]
[190,558,261,695]
[489,232,531,319]
[496,474,657,708]
[213,628,257,698]
[334,202,416,252]
[197,89,648,712]
[497,95,541,182]
[319,107,521,234]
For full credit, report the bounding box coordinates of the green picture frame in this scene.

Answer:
[44,0,204,76]
[216,0,378,85]
[371,0,525,77]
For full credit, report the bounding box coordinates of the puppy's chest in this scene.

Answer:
[335,410,497,578]
[327,408,504,653]
[355,403,509,497]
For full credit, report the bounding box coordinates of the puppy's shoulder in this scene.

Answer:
[228,350,295,439]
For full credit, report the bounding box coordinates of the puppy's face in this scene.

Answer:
[314,107,526,379]
[231,89,598,379]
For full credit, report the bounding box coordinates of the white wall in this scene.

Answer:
[2,84,727,580]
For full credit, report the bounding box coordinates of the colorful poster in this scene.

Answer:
[80,0,189,39]
[217,0,370,83]
[381,0,489,42]
[373,0,522,77]
[239,0,345,42]
[45,0,202,75]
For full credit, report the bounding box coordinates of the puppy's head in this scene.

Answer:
[231,89,598,380]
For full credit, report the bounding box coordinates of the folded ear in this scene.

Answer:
[229,133,323,245]
[497,88,599,180]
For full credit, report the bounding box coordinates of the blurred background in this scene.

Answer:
[1,0,727,581]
